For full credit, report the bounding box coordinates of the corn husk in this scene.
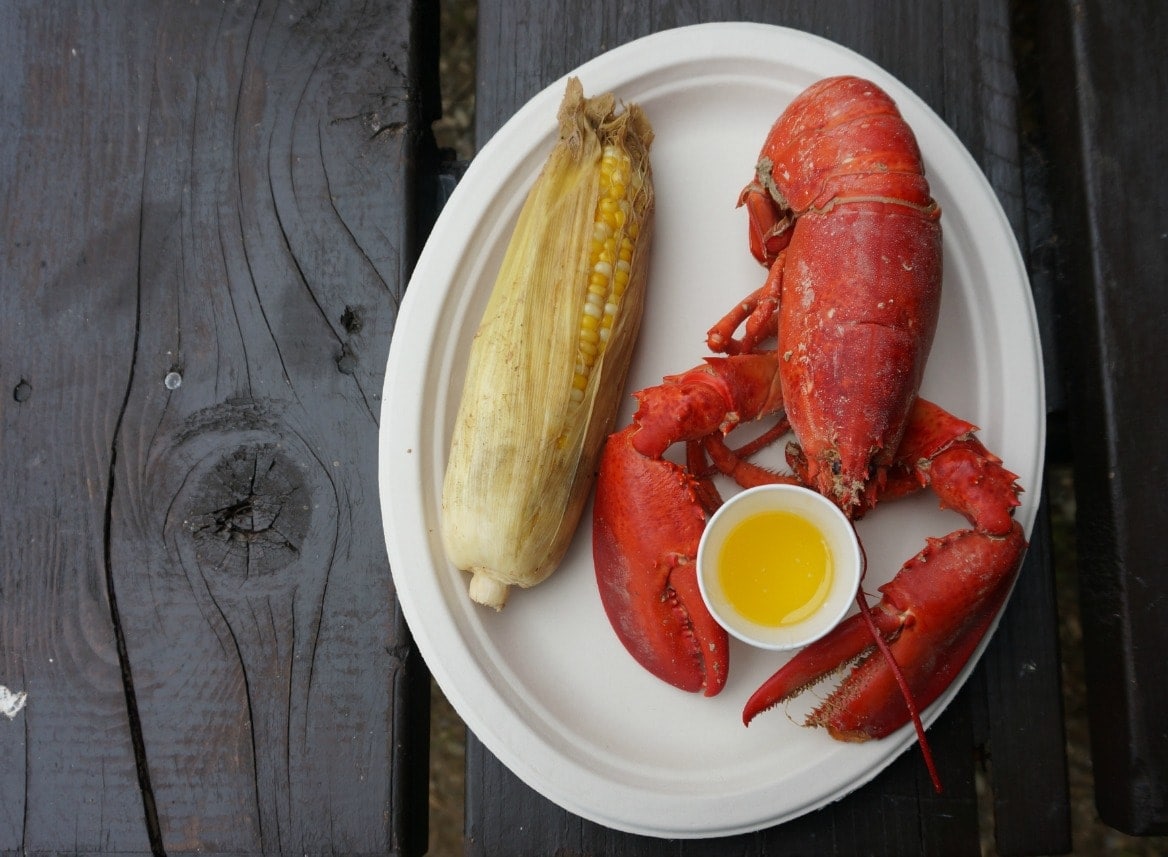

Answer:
[441,77,655,609]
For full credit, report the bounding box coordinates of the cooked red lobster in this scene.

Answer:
[592,76,1027,760]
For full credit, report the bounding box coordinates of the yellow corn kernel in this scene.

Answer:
[570,127,652,404]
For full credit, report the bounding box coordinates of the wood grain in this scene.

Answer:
[0,2,431,854]
[1034,0,1168,836]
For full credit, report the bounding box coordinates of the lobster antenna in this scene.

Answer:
[852,531,944,794]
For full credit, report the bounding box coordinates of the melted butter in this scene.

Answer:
[717,510,833,627]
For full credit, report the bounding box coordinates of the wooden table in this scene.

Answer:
[2,1,1164,855]
[1,2,430,854]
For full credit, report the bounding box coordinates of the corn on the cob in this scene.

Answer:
[441,77,655,610]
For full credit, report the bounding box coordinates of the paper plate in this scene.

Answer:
[379,22,1044,838]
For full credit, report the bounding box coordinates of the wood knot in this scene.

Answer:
[187,443,310,567]
[164,402,337,590]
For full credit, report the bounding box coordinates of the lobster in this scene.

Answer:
[592,76,1027,775]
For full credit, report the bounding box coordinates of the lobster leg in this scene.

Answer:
[742,398,1027,739]
[707,256,784,356]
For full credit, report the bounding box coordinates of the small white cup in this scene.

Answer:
[696,484,862,650]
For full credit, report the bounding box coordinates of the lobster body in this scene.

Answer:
[725,76,943,511]
[592,76,1026,758]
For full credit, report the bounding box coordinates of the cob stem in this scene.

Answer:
[468,572,510,611]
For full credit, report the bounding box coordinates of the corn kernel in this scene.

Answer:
[567,93,653,418]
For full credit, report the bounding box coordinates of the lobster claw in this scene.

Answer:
[593,425,729,696]
[592,355,789,696]
[743,521,1027,738]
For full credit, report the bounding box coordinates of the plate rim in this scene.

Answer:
[380,20,1046,838]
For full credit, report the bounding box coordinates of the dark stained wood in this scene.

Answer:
[467,699,979,857]
[16,0,1143,851]
[969,501,1071,854]
[464,0,1070,854]
[1032,0,1168,837]
[1,2,432,854]
[1,5,158,850]
[964,5,1073,847]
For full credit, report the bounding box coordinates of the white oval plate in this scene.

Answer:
[379,22,1044,839]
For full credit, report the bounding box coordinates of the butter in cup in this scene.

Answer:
[696,484,862,650]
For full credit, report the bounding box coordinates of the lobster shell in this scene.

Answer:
[749,76,943,513]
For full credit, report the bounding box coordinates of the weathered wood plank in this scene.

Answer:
[1033,0,1168,837]
[1,2,432,854]
[969,501,1072,855]
[962,3,1072,852]
[464,0,1067,853]
[1,3,161,852]
[467,699,978,857]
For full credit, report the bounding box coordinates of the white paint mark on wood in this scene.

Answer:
[1,685,28,719]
